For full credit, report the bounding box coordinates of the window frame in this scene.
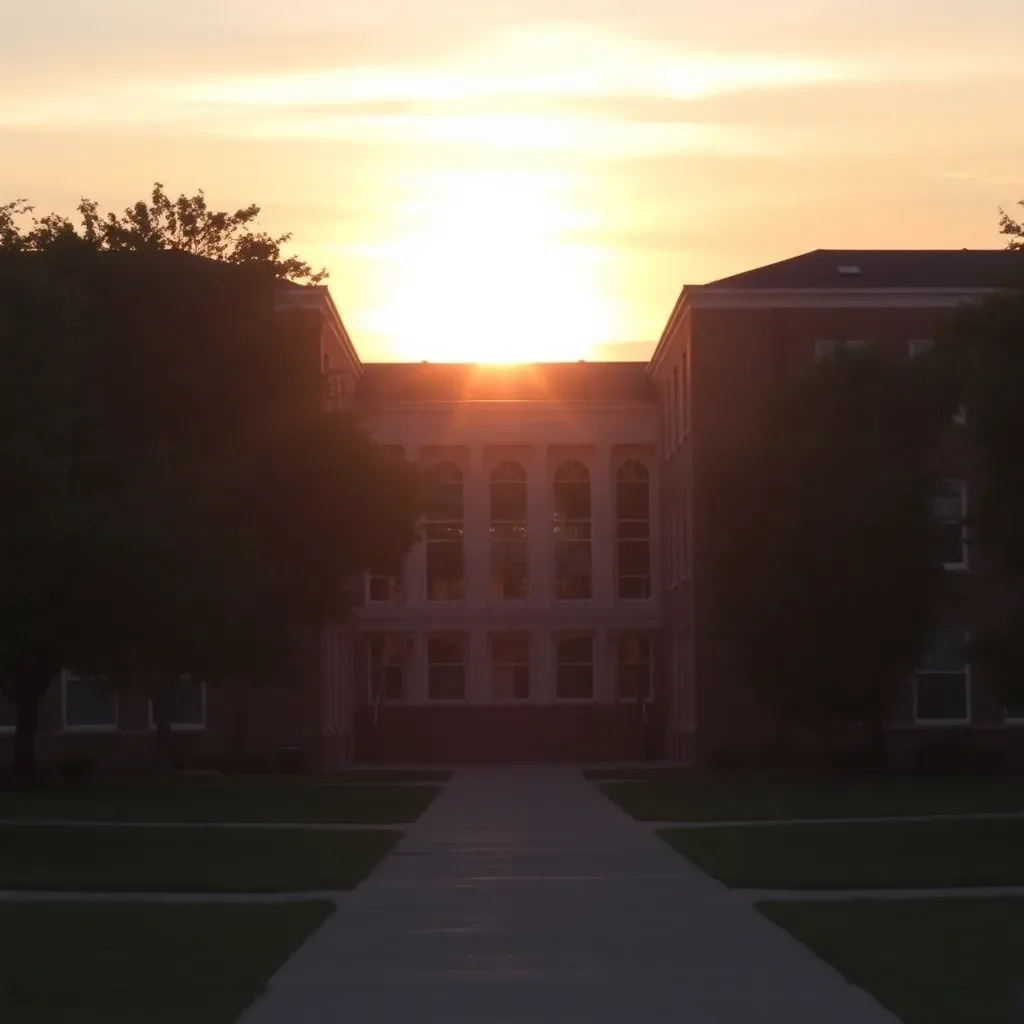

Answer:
[368,634,405,704]
[62,670,118,733]
[425,460,466,602]
[615,459,652,601]
[553,459,593,601]
[913,629,971,726]
[932,479,969,571]
[147,677,206,732]
[490,460,529,601]
[615,633,652,702]
[489,633,530,702]
[554,634,595,702]
[426,634,467,702]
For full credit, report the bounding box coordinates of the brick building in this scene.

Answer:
[2,248,1021,769]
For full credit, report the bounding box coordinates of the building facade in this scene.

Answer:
[3,248,1022,770]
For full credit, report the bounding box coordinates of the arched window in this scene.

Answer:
[425,461,464,601]
[616,460,651,599]
[553,459,592,599]
[490,461,528,599]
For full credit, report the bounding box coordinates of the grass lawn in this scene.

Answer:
[0,900,332,1024]
[0,781,441,824]
[759,898,1024,1024]
[322,769,452,783]
[659,817,1024,889]
[0,824,402,891]
[599,775,1024,822]
[582,767,692,782]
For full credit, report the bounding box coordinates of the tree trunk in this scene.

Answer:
[13,689,42,787]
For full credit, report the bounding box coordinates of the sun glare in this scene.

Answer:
[363,170,617,363]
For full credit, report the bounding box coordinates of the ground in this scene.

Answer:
[758,897,1024,1024]
[0,901,334,1024]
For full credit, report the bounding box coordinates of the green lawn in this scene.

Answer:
[760,898,1024,1024]
[659,817,1024,889]
[582,767,692,782]
[0,900,332,1024]
[600,775,1024,822]
[0,824,402,891]
[0,781,440,824]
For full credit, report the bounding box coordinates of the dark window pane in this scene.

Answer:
[491,481,528,521]
[915,672,968,721]
[65,674,116,728]
[555,574,592,599]
[617,664,651,701]
[425,523,464,541]
[0,696,13,728]
[170,677,204,726]
[554,521,591,541]
[557,636,592,663]
[491,539,528,599]
[492,636,529,663]
[427,539,464,601]
[618,577,650,599]
[428,637,463,664]
[556,664,593,700]
[616,480,650,520]
[428,665,465,700]
[618,541,650,576]
[937,521,965,565]
[554,478,591,520]
[918,630,967,672]
[617,520,650,540]
[368,576,399,601]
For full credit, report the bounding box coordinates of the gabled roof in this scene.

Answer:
[704,249,1022,290]
[356,361,653,404]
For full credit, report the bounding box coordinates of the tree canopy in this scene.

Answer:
[0,211,416,780]
[0,183,326,283]
[706,345,955,757]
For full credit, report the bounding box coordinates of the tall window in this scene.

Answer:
[931,480,967,569]
[617,634,652,701]
[490,461,528,599]
[0,693,15,732]
[553,460,592,599]
[368,444,407,601]
[368,636,404,703]
[915,629,969,724]
[63,672,117,731]
[616,460,651,599]
[425,461,465,600]
[555,636,593,700]
[148,676,205,730]
[427,636,466,700]
[490,635,530,700]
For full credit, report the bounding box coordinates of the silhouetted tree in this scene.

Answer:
[706,346,954,764]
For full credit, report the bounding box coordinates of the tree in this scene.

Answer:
[946,214,1024,707]
[0,183,326,283]
[0,237,417,781]
[705,346,954,764]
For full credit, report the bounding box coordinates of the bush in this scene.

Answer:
[57,754,97,787]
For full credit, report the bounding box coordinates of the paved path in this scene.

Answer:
[240,766,898,1023]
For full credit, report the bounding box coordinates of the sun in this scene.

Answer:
[368,170,616,363]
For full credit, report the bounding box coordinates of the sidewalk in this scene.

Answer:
[240,766,899,1023]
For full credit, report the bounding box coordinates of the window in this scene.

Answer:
[553,460,592,599]
[555,636,593,700]
[490,635,530,700]
[0,693,14,732]
[490,461,528,599]
[1006,695,1024,723]
[617,634,652,701]
[909,339,935,359]
[931,480,967,569]
[915,629,969,724]
[368,635,404,703]
[427,636,466,700]
[367,573,401,602]
[63,672,117,731]
[616,460,651,599]
[425,461,465,601]
[149,676,205,730]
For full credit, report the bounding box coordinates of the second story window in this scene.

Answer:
[931,480,968,570]
[553,459,591,599]
[425,461,465,601]
[616,459,651,599]
[490,460,528,599]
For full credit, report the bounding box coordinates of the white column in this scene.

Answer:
[528,444,550,607]
[591,445,614,608]
[466,443,488,608]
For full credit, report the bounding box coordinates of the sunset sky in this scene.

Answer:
[3,1,1022,362]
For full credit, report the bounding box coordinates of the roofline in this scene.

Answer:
[276,284,363,375]
[647,284,1001,372]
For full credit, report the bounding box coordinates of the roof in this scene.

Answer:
[704,249,1023,290]
[356,361,653,403]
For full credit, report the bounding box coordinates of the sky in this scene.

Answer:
[2,1,1023,362]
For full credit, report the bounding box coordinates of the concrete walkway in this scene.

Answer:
[240,766,898,1023]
